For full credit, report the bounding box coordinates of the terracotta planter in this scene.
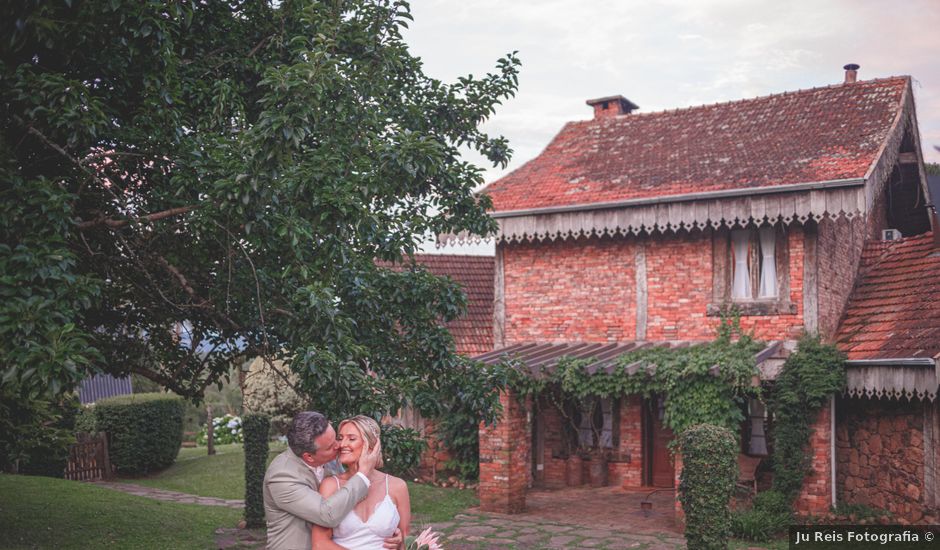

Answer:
[564,455,583,486]
[586,454,608,487]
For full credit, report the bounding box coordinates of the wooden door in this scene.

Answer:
[645,396,674,488]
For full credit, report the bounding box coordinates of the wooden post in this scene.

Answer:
[206,403,216,456]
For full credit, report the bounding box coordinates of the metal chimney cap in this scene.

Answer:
[843,63,860,71]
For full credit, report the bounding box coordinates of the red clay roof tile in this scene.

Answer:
[836,232,940,360]
[378,255,493,356]
[483,77,909,212]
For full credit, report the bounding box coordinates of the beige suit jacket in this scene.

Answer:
[263,449,368,550]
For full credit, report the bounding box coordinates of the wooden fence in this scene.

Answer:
[65,432,112,481]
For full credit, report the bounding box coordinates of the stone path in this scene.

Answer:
[94,481,245,509]
[94,482,688,548]
[429,512,686,550]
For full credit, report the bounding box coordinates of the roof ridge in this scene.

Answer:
[566,75,910,125]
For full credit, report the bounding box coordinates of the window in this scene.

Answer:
[731,227,777,300]
[744,397,768,456]
[708,225,794,316]
[576,398,615,449]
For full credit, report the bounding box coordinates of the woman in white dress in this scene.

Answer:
[312,415,411,550]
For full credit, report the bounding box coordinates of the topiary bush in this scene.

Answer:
[242,413,269,528]
[94,392,184,475]
[380,424,426,478]
[678,423,738,550]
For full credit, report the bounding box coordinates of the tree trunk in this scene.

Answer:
[207,404,216,456]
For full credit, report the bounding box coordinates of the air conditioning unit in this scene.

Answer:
[882,228,901,241]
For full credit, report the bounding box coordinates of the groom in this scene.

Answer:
[263,411,403,550]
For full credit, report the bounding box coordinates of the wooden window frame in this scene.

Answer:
[707,225,796,317]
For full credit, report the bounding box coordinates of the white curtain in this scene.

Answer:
[731,230,751,299]
[758,227,777,298]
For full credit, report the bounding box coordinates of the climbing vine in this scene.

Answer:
[769,335,846,501]
[505,319,764,446]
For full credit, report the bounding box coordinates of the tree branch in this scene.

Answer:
[77,205,198,230]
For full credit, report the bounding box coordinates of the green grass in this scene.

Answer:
[0,473,241,550]
[127,443,478,525]
[409,481,479,524]
[121,443,284,500]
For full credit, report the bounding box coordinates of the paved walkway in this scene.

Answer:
[94,481,245,508]
[95,481,687,548]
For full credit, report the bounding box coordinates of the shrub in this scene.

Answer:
[678,424,738,550]
[95,392,184,475]
[242,413,269,528]
[196,414,243,446]
[380,424,426,478]
[730,490,792,542]
[74,405,98,434]
[0,384,77,477]
[241,357,308,435]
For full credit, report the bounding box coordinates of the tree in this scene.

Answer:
[1,0,520,422]
[926,161,940,176]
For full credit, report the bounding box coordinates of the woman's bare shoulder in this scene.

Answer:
[319,475,341,495]
[385,474,409,494]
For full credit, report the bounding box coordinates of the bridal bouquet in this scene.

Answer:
[405,526,443,550]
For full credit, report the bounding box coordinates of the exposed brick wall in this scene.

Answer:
[503,229,806,345]
[795,401,833,516]
[478,390,530,513]
[503,237,637,344]
[616,396,644,488]
[816,216,868,338]
[836,397,939,523]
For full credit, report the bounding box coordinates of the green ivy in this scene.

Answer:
[678,424,738,550]
[242,413,269,528]
[770,335,845,501]
[505,320,763,451]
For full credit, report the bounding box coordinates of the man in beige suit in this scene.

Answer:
[264,411,402,550]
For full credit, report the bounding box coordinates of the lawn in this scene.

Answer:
[0,474,241,550]
[125,443,479,524]
[121,443,283,500]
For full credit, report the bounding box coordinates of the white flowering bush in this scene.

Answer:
[241,357,309,435]
[197,414,243,445]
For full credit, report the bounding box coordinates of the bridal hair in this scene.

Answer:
[287,411,330,457]
[339,415,384,468]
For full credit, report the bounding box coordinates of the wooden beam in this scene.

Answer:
[898,152,918,164]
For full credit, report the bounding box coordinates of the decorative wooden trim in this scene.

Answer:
[439,185,867,246]
[843,362,939,401]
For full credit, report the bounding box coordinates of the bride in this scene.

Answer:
[312,416,411,550]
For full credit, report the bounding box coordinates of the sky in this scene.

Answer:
[409,0,940,254]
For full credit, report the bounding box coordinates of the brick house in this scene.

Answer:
[381,254,494,477]
[444,67,938,519]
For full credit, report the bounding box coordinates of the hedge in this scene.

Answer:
[678,424,738,550]
[94,392,184,475]
[242,413,269,528]
[380,424,426,478]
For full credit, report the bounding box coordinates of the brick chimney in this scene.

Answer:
[843,63,860,84]
[586,95,639,119]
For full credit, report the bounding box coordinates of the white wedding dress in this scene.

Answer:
[330,474,400,550]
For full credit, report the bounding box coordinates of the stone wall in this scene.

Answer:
[836,396,939,523]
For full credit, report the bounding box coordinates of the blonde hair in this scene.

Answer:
[339,415,383,468]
